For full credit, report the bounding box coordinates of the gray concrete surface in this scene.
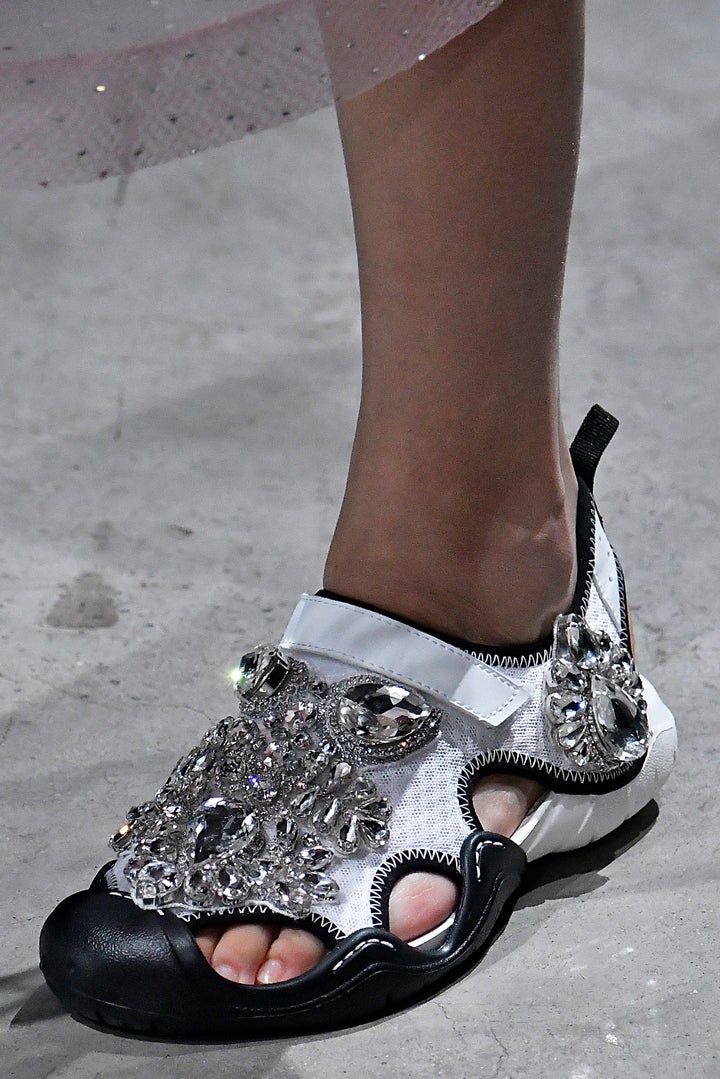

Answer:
[1,2,718,1076]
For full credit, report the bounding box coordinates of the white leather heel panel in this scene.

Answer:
[282,594,529,726]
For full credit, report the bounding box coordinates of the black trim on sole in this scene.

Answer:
[39,831,526,1040]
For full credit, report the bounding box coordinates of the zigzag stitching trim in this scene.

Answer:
[467,647,551,670]
[174,902,344,940]
[369,848,460,926]
[461,748,633,783]
[614,548,631,651]
[105,864,120,890]
[457,748,637,825]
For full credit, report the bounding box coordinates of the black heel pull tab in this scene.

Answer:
[569,405,619,491]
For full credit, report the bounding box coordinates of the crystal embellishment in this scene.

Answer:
[544,614,649,768]
[116,648,403,918]
[133,861,179,908]
[233,645,291,699]
[331,680,441,764]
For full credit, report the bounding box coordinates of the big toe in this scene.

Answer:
[256,928,328,985]
[208,923,276,985]
[203,923,327,986]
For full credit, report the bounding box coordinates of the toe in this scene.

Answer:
[256,928,328,985]
[195,926,222,962]
[472,774,545,836]
[210,923,276,985]
[388,871,459,942]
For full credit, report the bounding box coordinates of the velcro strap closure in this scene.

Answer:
[281,595,530,728]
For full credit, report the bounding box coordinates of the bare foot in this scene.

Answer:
[196,774,544,984]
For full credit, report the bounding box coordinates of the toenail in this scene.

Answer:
[257,959,285,985]
[213,962,254,985]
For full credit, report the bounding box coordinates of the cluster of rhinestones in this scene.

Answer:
[544,614,649,768]
[111,646,439,917]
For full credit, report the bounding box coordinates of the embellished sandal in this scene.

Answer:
[40,406,677,1038]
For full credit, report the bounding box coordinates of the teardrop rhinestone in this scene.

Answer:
[349,776,377,801]
[338,683,432,746]
[567,740,594,766]
[184,863,218,906]
[556,720,587,750]
[273,816,298,851]
[216,865,249,902]
[556,615,613,670]
[549,658,587,694]
[357,819,390,849]
[281,882,312,916]
[546,691,588,725]
[204,716,232,746]
[298,841,334,870]
[329,761,353,788]
[336,814,359,854]
[313,796,341,832]
[145,833,181,860]
[133,861,179,907]
[356,797,391,823]
[110,822,132,851]
[591,677,648,763]
[289,786,319,817]
[303,872,339,903]
[191,796,258,862]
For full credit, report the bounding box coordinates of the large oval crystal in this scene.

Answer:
[591,677,648,763]
[337,682,432,746]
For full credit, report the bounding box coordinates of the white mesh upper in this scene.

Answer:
[280,509,631,935]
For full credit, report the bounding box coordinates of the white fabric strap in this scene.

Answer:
[281,595,530,728]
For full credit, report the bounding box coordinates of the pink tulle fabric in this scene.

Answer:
[0,0,503,189]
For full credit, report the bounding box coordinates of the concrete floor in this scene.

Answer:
[1,1,718,1076]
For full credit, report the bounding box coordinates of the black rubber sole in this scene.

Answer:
[40,832,526,1040]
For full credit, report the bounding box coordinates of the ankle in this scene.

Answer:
[324,463,578,647]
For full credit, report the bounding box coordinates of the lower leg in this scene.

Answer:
[203,0,585,983]
[325,0,584,646]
